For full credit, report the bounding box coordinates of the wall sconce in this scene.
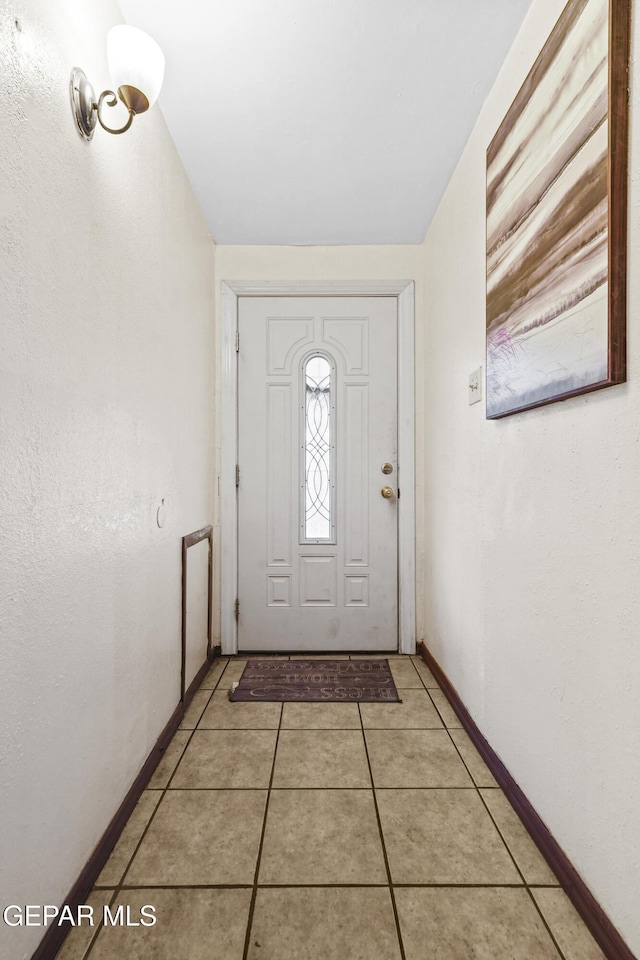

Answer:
[70,25,164,140]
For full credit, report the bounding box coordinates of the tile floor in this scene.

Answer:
[57,655,606,960]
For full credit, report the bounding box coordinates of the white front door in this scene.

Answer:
[237,296,398,652]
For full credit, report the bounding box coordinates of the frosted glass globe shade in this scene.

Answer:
[107,25,165,110]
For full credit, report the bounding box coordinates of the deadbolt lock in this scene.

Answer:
[381,463,393,475]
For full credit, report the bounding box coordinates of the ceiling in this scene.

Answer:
[119,0,532,245]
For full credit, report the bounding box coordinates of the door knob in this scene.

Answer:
[381,485,395,499]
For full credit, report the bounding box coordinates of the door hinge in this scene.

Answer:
[234,598,240,621]
[235,329,240,352]
[235,464,240,487]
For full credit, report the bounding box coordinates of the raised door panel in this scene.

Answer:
[299,555,337,606]
[343,383,369,566]
[268,317,314,375]
[267,575,292,607]
[266,383,293,566]
[323,317,369,374]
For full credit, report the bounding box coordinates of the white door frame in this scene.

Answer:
[220,279,416,655]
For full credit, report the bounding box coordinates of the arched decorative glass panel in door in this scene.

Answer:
[301,354,334,542]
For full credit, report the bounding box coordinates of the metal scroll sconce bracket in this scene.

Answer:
[70,67,147,140]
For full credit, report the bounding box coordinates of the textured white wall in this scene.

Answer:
[0,2,215,957]
[213,244,425,648]
[421,0,640,952]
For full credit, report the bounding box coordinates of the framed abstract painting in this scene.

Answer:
[486,0,629,419]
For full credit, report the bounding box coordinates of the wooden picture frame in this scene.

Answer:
[486,0,629,419]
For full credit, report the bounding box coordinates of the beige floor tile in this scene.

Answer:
[389,658,423,688]
[288,654,351,660]
[222,659,248,682]
[171,729,277,788]
[448,728,498,787]
[410,656,439,687]
[365,729,472,787]
[377,789,521,883]
[428,689,462,728]
[54,890,114,960]
[178,690,211,730]
[281,702,361,729]
[147,731,191,789]
[481,789,557,884]
[396,887,561,960]
[531,888,606,960]
[198,690,282,729]
[259,789,386,884]
[361,689,443,729]
[349,653,404,659]
[245,654,291,659]
[198,658,229,689]
[95,792,162,886]
[247,887,402,960]
[272,730,371,788]
[90,888,251,960]
[124,790,266,885]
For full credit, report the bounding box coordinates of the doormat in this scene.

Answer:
[229,659,401,703]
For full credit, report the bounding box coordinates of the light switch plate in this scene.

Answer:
[469,367,482,405]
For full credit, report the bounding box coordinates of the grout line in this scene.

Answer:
[185,726,445,732]
[58,888,119,960]
[392,656,566,958]
[522,885,567,958]
[156,785,483,791]
[79,655,567,959]
[357,702,407,960]
[230,659,562,956]
[81,659,232,960]
[425,675,568,960]
[97,880,558,891]
[241,700,284,960]
[378,881,561,890]
[113,883,254,890]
